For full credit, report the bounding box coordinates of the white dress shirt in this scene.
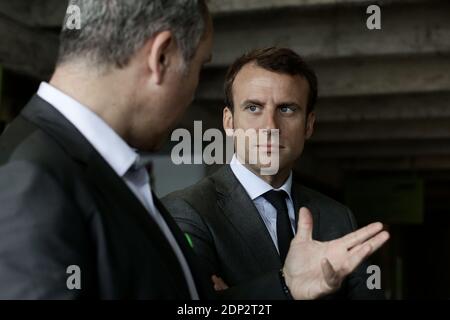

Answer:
[229,154,296,252]
[37,82,199,299]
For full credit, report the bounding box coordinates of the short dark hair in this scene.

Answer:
[224,47,318,114]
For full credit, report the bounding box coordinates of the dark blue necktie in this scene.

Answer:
[263,190,294,263]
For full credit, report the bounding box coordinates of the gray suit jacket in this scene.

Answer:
[163,165,385,299]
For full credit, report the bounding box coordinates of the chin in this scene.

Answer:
[146,133,170,152]
[153,135,169,151]
[137,119,177,151]
[129,134,158,153]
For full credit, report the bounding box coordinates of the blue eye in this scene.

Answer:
[280,106,295,113]
[246,105,260,113]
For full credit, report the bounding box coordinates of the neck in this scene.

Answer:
[49,62,134,141]
[243,162,292,189]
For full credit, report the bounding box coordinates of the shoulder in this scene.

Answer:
[162,172,218,215]
[0,115,92,220]
[300,184,350,213]
[1,115,84,187]
[297,184,357,238]
[2,116,72,170]
[161,166,237,224]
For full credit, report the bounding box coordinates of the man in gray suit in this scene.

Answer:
[0,0,215,299]
[163,47,388,299]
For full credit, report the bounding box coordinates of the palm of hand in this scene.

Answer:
[283,207,389,300]
[284,237,352,299]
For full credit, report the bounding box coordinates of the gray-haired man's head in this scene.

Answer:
[52,0,213,152]
[58,0,209,69]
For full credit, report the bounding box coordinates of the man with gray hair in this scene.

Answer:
[0,0,213,299]
[0,0,388,299]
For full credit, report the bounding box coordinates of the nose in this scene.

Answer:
[262,109,279,134]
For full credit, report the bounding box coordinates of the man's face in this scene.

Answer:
[224,63,315,175]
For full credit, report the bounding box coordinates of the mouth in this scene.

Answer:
[255,144,285,151]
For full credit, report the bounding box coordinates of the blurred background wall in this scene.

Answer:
[1,0,449,299]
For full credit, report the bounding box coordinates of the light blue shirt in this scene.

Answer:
[37,82,199,299]
[229,154,296,253]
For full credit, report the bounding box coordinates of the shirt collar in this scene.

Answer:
[229,154,293,201]
[37,82,138,177]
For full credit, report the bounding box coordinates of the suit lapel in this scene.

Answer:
[214,166,283,270]
[152,193,215,299]
[83,138,198,299]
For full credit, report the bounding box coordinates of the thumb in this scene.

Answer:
[296,207,313,241]
[321,258,340,290]
[211,275,229,291]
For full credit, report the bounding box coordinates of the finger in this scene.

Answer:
[339,222,384,249]
[321,258,340,289]
[212,275,224,290]
[296,207,313,242]
[211,275,229,291]
[349,231,390,256]
[346,231,390,273]
[345,244,372,275]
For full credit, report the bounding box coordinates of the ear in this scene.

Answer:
[147,30,173,85]
[305,111,315,140]
[223,107,234,133]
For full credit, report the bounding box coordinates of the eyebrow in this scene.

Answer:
[277,101,303,110]
[240,99,303,109]
[240,99,264,107]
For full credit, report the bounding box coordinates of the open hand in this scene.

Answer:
[283,207,389,300]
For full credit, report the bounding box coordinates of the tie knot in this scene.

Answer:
[132,154,153,172]
[262,190,288,212]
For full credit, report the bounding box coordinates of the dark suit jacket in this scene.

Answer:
[163,165,385,299]
[0,95,293,300]
[0,95,218,299]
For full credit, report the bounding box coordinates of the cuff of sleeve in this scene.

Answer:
[279,269,294,300]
